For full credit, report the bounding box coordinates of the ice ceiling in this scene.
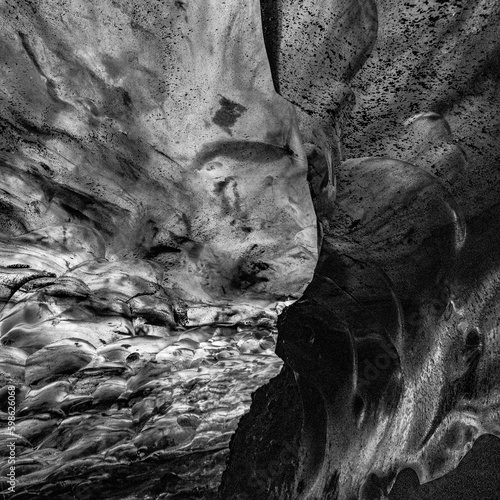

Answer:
[1,0,500,499]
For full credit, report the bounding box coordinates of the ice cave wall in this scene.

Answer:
[1,0,500,499]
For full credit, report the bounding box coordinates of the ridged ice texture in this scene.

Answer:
[0,0,317,498]
[0,219,285,498]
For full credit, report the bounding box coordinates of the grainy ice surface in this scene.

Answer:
[222,1,500,499]
[0,0,314,497]
[1,1,500,500]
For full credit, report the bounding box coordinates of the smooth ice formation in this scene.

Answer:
[1,0,500,499]
[0,0,316,497]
